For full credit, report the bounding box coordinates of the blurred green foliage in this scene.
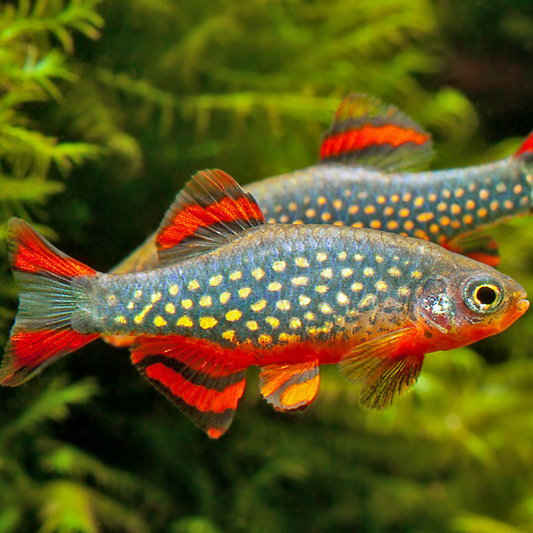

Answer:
[2,0,533,531]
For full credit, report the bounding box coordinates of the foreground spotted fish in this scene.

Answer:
[113,94,533,275]
[1,170,528,438]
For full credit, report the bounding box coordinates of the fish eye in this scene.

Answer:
[464,278,504,314]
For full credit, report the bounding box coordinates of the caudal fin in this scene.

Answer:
[1,218,99,387]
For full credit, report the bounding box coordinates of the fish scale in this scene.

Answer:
[110,94,533,277]
[1,170,528,438]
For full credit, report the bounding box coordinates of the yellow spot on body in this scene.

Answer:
[272,261,286,272]
[266,316,280,328]
[451,221,461,229]
[364,205,376,214]
[295,257,310,268]
[443,190,452,198]
[177,316,193,327]
[321,212,332,222]
[229,271,242,281]
[404,220,415,231]
[375,281,388,292]
[455,188,465,198]
[364,267,374,277]
[387,220,399,230]
[165,303,175,314]
[496,183,506,193]
[348,205,359,215]
[351,282,363,292]
[127,301,134,310]
[292,276,308,286]
[294,220,304,224]
[463,214,474,225]
[316,252,328,262]
[258,334,272,346]
[107,295,117,305]
[306,208,316,218]
[289,318,302,329]
[251,299,267,312]
[465,200,476,210]
[181,299,193,309]
[316,285,328,294]
[354,253,363,261]
[437,202,447,212]
[337,292,349,305]
[280,215,289,223]
[320,268,333,279]
[359,295,375,308]
[490,201,499,211]
[168,285,179,296]
[440,216,451,226]
[417,212,434,222]
[399,208,410,218]
[338,251,347,260]
[384,206,394,216]
[398,287,410,297]
[317,196,327,206]
[135,290,143,298]
[388,267,401,277]
[352,222,364,228]
[134,304,153,325]
[403,193,412,202]
[504,199,514,209]
[299,295,311,306]
[430,223,440,234]
[391,194,400,202]
[377,196,386,204]
[341,268,353,278]
[268,281,282,291]
[370,220,382,229]
[319,303,333,314]
[333,199,343,210]
[478,207,488,218]
[252,268,265,280]
[200,317,218,329]
[415,229,429,240]
[375,255,384,263]
[279,332,298,343]
[304,312,316,320]
[226,310,242,322]
[451,204,461,215]
[151,292,162,303]
[429,193,438,202]
[154,316,167,327]
[209,275,223,287]
[414,197,424,207]
[276,300,291,311]
[220,292,231,304]
[514,184,523,194]
[199,295,213,307]
[289,202,297,211]
[246,320,259,331]
[114,315,127,324]
[188,280,200,291]
[333,221,343,226]
[239,287,252,299]
[222,330,236,341]
[411,270,422,279]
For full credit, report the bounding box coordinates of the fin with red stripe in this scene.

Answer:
[339,325,424,409]
[514,131,533,158]
[1,218,99,386]
[259,360,320,412]
[131,336,247,438]
[441,233,500,267]
[155,169,265,266]
[320,94,434,172]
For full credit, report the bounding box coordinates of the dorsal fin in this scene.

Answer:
[514,131,533,159]
[319,94,434,172]
[155,169,265,266]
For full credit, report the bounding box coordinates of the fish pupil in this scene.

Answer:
[476,286,497,305]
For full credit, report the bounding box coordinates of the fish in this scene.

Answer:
[111,94,533,276]
[0,170,528,438]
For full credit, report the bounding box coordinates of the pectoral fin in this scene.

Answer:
[339,326,425,409]
[259,360,320,412]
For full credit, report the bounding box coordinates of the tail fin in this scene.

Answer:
[1,218,99,386]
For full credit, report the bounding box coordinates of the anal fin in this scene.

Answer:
[131,336,247,438]
[259,360,320,412]
[442,233,500,267]
[339,326,424,409]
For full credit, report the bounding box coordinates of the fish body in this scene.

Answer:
[1,170,528,438]
[112,94,533,275]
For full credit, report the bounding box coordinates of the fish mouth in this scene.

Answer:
[517,298,530,315]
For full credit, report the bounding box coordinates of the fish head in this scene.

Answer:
[414,263,528,351]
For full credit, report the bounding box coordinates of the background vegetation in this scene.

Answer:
[1,0,533,531]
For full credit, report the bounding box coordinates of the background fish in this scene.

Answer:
[112,94,533,275]
[1,170,528,438]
